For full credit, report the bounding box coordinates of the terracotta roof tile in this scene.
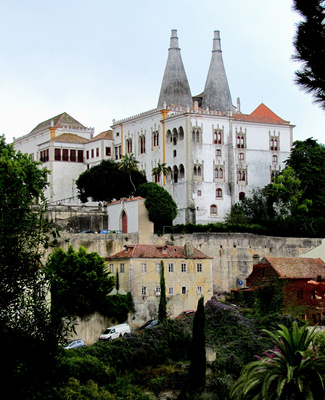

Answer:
[107,196,145,205]
[263,257,325,279]
[91,130,113,142]
[50,133,89,144]
[233,103,290,125]
[106,244,212,260]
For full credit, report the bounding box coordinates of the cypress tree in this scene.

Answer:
[158,260,167,323]
[188,296,206,391]
[116,271,119,294]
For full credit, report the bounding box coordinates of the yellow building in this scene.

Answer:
[106,243,213,327]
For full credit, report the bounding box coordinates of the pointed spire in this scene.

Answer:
[157,29,193,109]
[202,31,232,112]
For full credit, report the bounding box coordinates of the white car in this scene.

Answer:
[99,323,131,341]
[64,339,86,349]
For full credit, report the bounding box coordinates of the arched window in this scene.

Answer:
[274,139,278,151]
[121,210,127,233]
[192,130,196,142]
[239,192,245,201]
[194,166,197,176]
[179,126,184,141]
[216,188,222,198]
[198,166,202,176]
[237,136,245,148]
[140,136,146,154]
[210,204,217,215]
[127,139,132,153]
[215,168,223,179]
[179,164,184,179]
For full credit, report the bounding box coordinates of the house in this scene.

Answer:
[106,196,154,242]
[13,30,293,222]
[245,256,325,321]
[105,243,213,326]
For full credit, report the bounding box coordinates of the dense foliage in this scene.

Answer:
[46,245,133,320]
[136,182,177,232]
[76,159,147,203]
[0,135,68,397]
[293,0,325,109]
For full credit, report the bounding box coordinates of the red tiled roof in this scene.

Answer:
[91,130,113,141]
[106,244,212,260]
[50,133,89,144]
[263,257,325,279]
[233,103,290,125]
[107,196,145,205]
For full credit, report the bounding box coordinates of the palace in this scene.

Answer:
[14,30,293,224]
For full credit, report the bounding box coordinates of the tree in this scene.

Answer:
[118,153,140,193]
[230,321,325,399]
[46,245,115,318]
[76,159,146,203]
[292,0,325,109]
[0,135,66,397]
[158,260,167,324]
[188,297,206,391]
[136,182,177,232]
[152,162,169,184]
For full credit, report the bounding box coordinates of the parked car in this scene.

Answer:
[79,230,94,234]
[64,339,86,349]
[99,323,131,341]
[176,310,195,318]
[137,319,159,333]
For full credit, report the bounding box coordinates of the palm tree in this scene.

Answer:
[152,162,169,184]
[118,153,140,193]
[230,321,325,399]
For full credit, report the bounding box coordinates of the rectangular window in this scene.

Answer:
[182,286,187,294]
[62,149,69,161]
[55,148,61,161]
[106,147,111,156]
[109,263,114,273]
[141,263,147,273]
[77,150,83,162]
[168,263,174,273]
[86,150,89,160]
[197,190,201,196]
[197,263,202,272]
[156,287,161,296]
[91,149,94,158]
[168,287,174,295]
[120,263,125,273]
[70,149,76,162]
[197,286,203,295]
[216,149,222,157]
[155,262,161,273]
[181,263,187,272]
[96,147,99,157]
[142,287,147,296]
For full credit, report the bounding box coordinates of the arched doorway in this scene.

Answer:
[121,210,127,233]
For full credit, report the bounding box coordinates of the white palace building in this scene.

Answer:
[14,30,293,225]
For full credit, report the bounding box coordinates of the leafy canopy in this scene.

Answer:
[76,159,146,203]
[46,245,115,318]
[136,182,177,232]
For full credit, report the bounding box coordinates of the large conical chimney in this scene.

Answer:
[202,31,232,112]
[157,29,193,109]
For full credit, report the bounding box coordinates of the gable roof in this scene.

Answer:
[30,112,87,134]
[233,103,290,125]
[50,133,89,144]
[106,244,212,260]
[261,257,325,279]
[91,130,113,142]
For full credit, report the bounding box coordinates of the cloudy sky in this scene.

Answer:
[1,0,324,144]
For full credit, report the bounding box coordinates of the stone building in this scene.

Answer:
[106,243,213,325]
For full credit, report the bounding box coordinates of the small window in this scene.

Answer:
[272,155,277,163]
[109,263,114,273]
[77,150,83,162]
[142,287,147,296]
[216,188,222,198]
[106,147,111,156]
[155,262,160,273]
[91,149,94,158]
[173,150,177,157]
[181,263,187,272]
[197,263,202,272]
[62,149,69,161]
[210,205,217,215]
[239,192,245,201]
[197,190,202,196]
[239,152,244,160]
[116,132,120,137]
[182,286,187,294]
[120,263,125,273]
[197,286,203,295]
[168,263,174,273]
[216,149,221,157]
[141,263,147,273]
[168,287,174,295]
[86,150,89,160]
[96,148,99,157]
[156,287,161,296]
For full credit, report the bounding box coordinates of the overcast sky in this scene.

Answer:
[1,0,324,144]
